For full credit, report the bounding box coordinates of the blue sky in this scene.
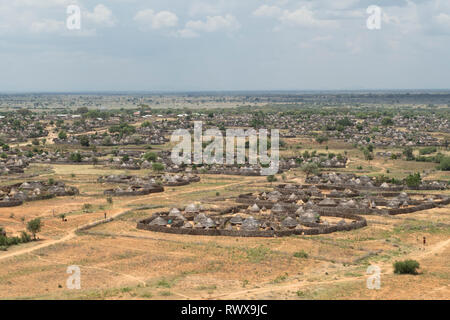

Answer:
[0,0,449,92]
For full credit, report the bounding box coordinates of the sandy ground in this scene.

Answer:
[0,164,448,300]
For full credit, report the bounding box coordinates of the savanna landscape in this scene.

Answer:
[0,93,449,300]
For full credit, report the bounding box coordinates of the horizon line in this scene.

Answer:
[1,88,450,95]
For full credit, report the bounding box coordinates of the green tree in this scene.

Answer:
[70,152,82,162]
[152,162,165,172]
[363,148,374,162]
[381,117,394,126]
[301,163,319,178]
[403,147,414,161]
[315,136,328,144]
[27,218,42,240]
[143,152,157,162]
[405,173,421,188]
[58,130,67,140]
[80,136,90,147]
[438,156,450,171]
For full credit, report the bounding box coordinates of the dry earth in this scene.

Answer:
[0,164,448,300]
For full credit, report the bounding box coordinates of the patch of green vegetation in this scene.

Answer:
[271,273,289,284]
[156,279,172,288]
[245,245,272,263]
[293,250,309,259]
[393,260,420,275]
[393,220,450,235]
[343,271,363,277]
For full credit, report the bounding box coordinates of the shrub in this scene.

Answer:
[266,175,277,183]
[405,173,421,188]
[58,130,67,140]
[70,152,82,162]
[143,152,157,162]
[152,162,165,172]
[7,236,20,246]
[157,279,172,288]
[20,231,31,243]
[393,260,420,275]
[80,136,90,147]
[381,117,394,126]
[0,235,8,246]
[419,146,437,155]
[293,250,309,259]
[82,203,93,212]
[315,136,328,144]
[403,147,415,161]
[438,156,450,171]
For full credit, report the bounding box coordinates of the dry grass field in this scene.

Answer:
[0,155,448,300]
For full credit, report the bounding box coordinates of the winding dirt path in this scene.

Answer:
[0,177,252,262]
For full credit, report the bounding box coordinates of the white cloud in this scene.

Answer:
[85,4,116,27]
[434,13,450,29]
[176,28,199,38]
[252,5,282,18]
[279,7,338,28]
[134,9,178,30]
[185,14,240,33]
[253,4,339,29]
[176,14,240,38]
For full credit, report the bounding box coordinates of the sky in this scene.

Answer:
[0,0,449,92]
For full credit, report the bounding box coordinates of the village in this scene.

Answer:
[0,92,449,299]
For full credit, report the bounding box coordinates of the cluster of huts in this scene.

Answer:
[98,173,200,187]
[0,157,29,175]
[138,177,450,237]
[138,197,367,237]
[0,181,79,207]
[53,130,168,146]
[100,173,200,196]
[306,172,449,190]
[0,120,48,143]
